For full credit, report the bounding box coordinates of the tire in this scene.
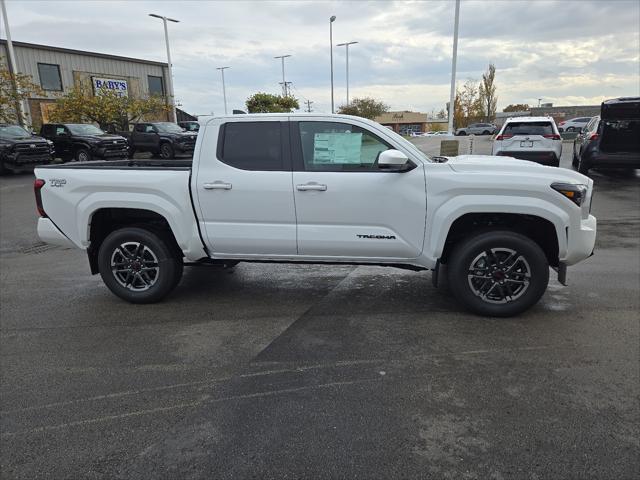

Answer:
[97,227,183,304]
[566,127,575,132]
[577,156,590,175]
[457,131,467,136]
[128,147,136,159]
[482,130,490,135]
[448,230,549,317]
[572,146,579,167]
[75,148,91,162]
[159,142,174,159]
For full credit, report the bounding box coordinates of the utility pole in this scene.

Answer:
[305,100,313,113]
[149,13,179,122]
[279,81,292,97]
[217,66,230,115]
[447,0,460,135]
[1,0,26,127]
[329,15,336,113]
[336,41,358,106]
[274,55,291,96]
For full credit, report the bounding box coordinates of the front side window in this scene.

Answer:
[38,63,63,91]
[55,126,67,136]
[219,122,282,171]
[297,121,390,172]
[148,76,164,96]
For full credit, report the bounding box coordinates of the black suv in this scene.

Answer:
[572,97,640,175]
[40,123,128,162]
[0,124,54,174]
[126,122,197,159]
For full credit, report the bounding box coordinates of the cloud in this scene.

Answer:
[3,0,639,115]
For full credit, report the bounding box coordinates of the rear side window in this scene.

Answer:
[219,122,283,171]
[503,122,554,136]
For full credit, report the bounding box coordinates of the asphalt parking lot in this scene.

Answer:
[1,140,638,479]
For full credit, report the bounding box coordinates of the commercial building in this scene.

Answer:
[374,111,447,135]
[0,40,174,128]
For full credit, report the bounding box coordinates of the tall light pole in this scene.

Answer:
[447,0,460,135]
[217,67,230,115]
[274,54,291,96]
[149,13,179,122]
[337,41,358,106]
[1,0,26,127]
[329,15,336,113]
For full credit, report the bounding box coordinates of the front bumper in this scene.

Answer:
[92,145,129,159]
[174,142,196,154]
[561,214,597,266]
[37,217,76,249]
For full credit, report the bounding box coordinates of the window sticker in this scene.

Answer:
[313,132,362,164]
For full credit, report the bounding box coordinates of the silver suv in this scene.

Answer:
[455,123,498,136]
[492,116,562,167]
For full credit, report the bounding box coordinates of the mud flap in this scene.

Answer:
[556,262,567,286]
[432,259,440,288]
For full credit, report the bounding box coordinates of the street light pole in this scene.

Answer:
[337,41,358,106]
[447,0,460,135]
[149,13,179,122]
[217,67,230,115]
[329,15,336,113]
[1,0,26,127]
[274,55,291,96]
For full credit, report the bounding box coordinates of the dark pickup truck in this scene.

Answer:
[40,123,128,162]
[124,122,197,159]
[0,124,54,174]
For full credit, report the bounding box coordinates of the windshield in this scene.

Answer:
[154,122,185,133]
[382,128,432,163]
[0,125,31,138]
[66,124,105,135]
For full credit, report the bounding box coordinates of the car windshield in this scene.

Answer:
[503,122,554,136]
[0,125,31,138]
[154,122,185,133]
[66,124,105,135]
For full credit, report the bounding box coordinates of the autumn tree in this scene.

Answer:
[49,84,168,130]
[436,108,447,119]
[478,63,497,122]
[245,92,299,113]
[0,61,44,125]
[337,97,389,120]
[503,104,530,112]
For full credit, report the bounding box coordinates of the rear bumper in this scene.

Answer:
[497,150,560,166]
[37,217,76,249]
[561,214,597,266]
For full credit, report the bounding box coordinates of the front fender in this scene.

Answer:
[426,195,570,261]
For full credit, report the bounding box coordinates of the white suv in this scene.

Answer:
[492,117,562,167]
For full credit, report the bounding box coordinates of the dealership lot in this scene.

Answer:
[1,145,638,478]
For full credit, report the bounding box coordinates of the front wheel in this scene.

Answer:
[75,148,91,162]
[159,142,175,159]
[98,227,183,303]
[448,230,549,317]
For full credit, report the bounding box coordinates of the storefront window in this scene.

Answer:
[148,75,164,96]
[38,63,62,91]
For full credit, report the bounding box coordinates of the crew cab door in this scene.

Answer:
[291,119,426,259]
[134,123,157,151]
[194,119,296,255]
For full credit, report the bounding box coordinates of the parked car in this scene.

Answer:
[492,117,562,166]
[558,117,592,133]
[455,123,498,136]
[179,121,200,133]
[572,97,640,174]
[34,113,596,317]
[40,123,128,162]
[125,122,197,159]
[0,124,53,174]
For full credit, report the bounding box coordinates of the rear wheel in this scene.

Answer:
[458,131,467,136]
[482,130,490,135]
[566,126,575,132]
[448,230,549,317]
[98,227,183,303]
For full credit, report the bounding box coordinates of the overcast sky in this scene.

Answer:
[3,0,639,116]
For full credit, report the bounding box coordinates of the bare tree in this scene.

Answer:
[478,63,498,122]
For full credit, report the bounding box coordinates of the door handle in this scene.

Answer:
[296,183,327,191]
[203,181,232,190]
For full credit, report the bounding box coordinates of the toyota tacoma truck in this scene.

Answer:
[34,114,597,316]
[0,124,54,174]
[124,122,197,159]
[40,123,128,162]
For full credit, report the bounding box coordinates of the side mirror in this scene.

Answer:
[378,149,409,169]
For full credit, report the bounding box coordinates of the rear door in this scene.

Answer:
[194,119,297,255]
[290,119,426,259]
[134,124,156,151]
[500,121,558,152]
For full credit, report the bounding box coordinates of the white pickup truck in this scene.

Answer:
[34,113,597,316]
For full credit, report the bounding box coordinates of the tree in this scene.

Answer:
[0,61,44,125]
[456,79,484,127]
[48,84,169,130]
[478,63,497,122]
[503,103,530,112]
[337,97,389,120]
[436,108,447,119]
[245,92,299,113]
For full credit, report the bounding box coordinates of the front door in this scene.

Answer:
[291,119,426,260]
[194,119,297,256]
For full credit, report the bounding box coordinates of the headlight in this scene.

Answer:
[551,182,588,207]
